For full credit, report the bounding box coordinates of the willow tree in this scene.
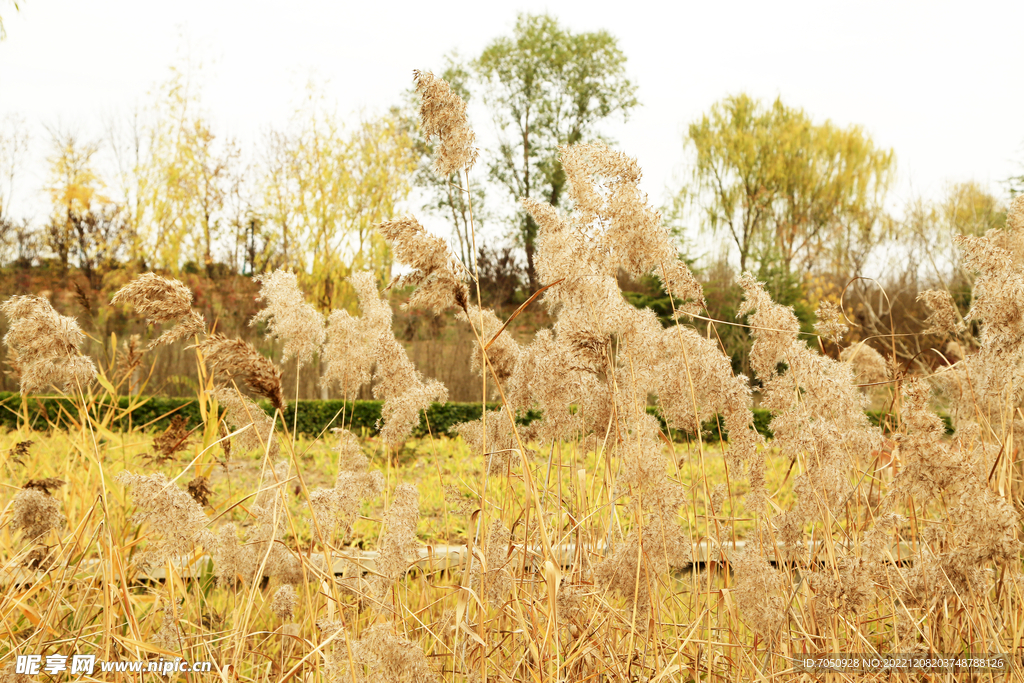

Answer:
[902,181,1006,291]
[135,66,238,275]
[260,90,416,310]
[685,94,895,278]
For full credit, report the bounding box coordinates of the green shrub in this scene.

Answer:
[0,391,952,441]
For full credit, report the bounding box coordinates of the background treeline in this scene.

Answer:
[0,13,1020,399]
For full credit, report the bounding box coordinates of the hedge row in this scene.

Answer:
[0,392,542,439]
[0,391,954,442]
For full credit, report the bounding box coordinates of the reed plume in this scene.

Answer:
[917,289,961,335]
[308,428,384,540]
[110,272,206,348]
[373,334,448,447]
[12,487,66,539]
[151,603,183,651]
[813,299,848,343]
[321,271,386,398]
[271,584,297,620]
[806,513,897,633]
[372,483,419,597]
[1,295,96,394]
[115,332,144,384]
[378,216,469,313]
[884,377,1020,610]
[362,276,448,445]
[502,328,595,443]
[592,413,691,627]
[321,308,372,398]
[195,334,285,412]
[318,620,364,683]
[455,305,521,385]
[238,460,304,585]
[956,227,1024,353]
[351,623,438,683]
[251,269,326,367]
[470,519,512,605]
[932,216,1024,433]
[739,274,880,539]
[454,407,538,475]
[114,471,211,567]
[413,69,478,177]
[731,540,786,642]
[322,270,446,445]
[216,387,279,458]
[517,143,760,498]
[549,142,705,315]
[840,341,890,384]
[211,523,250,587]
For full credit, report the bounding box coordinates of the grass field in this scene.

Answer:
[1,426,796,552]
[4,401,1006,683]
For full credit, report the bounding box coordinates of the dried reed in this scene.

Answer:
[195,333,286,412]
[110,272,206,348]
[1,295,96,394]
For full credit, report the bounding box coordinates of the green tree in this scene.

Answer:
[475,13,638,289]
[684,94,895,277]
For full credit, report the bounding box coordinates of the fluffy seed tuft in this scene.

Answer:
[110,273,206,348]
[1,295,96,394]
[413,70,478,178]
[195,334,285,412]
[251,269,326,367]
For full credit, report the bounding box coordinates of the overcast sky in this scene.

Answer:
[1,0,1022,261]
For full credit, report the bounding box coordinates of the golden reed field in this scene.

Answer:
[3,70,1024,682]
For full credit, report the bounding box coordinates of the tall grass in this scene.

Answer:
[1,71,1023,683]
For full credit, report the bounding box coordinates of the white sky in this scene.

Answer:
[1,0,1022,264]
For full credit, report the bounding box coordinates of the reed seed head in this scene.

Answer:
[115,471,210,566]
[110,273,206,348]
[814,299,848,343]
[195,333,285,412]
[378,216,469,314]
[216,387,279,457]
[413,69,478,178]
[1,294,96,395]
[251,269,326,367]
[373,483,419,596]
[12,487,66,539]
[271,583,298,620]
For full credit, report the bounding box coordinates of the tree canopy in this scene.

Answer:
[474,13,638,289]
[684,94,895,277]
[260,87,417,310]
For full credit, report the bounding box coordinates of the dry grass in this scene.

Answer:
[1,74,1023,683]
